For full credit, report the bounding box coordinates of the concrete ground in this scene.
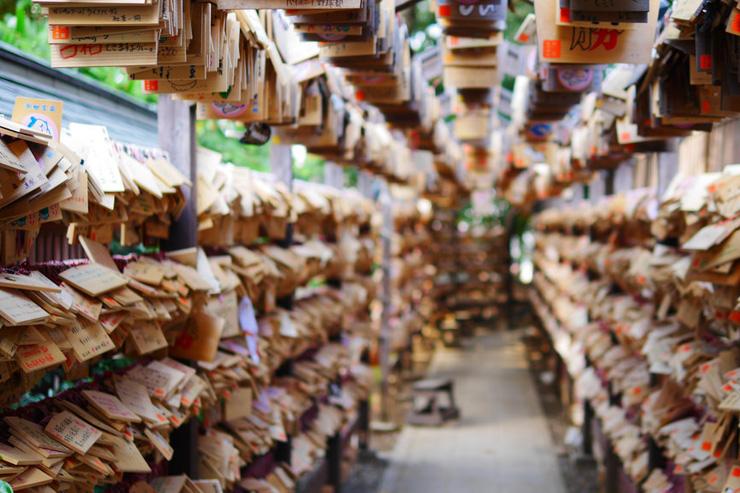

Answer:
[377,330,568,493]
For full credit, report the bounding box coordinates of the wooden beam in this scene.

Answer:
[395,0,424,12]
[157,95,199,478]
[158,95,198,251]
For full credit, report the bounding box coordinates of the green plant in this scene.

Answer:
[0,0,49,58]
[196,120,271,172]
[0,0,156,104]
[293,152,325,182]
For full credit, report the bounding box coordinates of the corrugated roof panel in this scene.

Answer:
[0,43,158,147]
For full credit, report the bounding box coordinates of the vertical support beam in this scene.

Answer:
[157,95,198,478]
[604,442,620,493]
[647,153,659,190]
[324,161,345,188]
[379,179,393,422]
[582,399,593,457]
[270,143,294,249]
[570,183,584,202]
[605,169,615,196]
[270,143,293,190]
[270,141,295,469]
[590,171,605,203]
[632,155,648,189]
[614,161,634,194]
[357,399,370,450]
[327,432,342,493]
[357,169,375,445]
[158,95,197,250]
[358,170,375,199]
[657,152,678,198]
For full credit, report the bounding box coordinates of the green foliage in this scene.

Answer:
[458,196,511,228]
[0,0,48,58]
[409,0,438,53]
[196,120,271,172]
[13,355,134,409]
[78,66,157,104]
[344,166,358,187]
[504,1,535,42]
[0,0,156,104]
[196,121,328,180]
[413,0,436,32]
[293,152,325,182]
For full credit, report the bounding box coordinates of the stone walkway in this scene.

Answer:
[379,330,567,493]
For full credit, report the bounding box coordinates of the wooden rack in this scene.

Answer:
[0,42,376,491]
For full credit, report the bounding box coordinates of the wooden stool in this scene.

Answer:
[407,378,460,426]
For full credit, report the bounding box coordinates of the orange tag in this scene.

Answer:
[518,33,529,43]
[438,4,451,16]
[700,54,712,70]
[51,26,70,40]
[543,40,562,59]
[143,80,159,92]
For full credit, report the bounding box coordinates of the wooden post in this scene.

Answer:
[657,152,678,198]
[158,95,197,250]
[270,142,296,468]
[157,95,199,477]
[590,171,606,203]
[324,161,345,188]
[615,161,634,194]
[270,143,293,190]
[271,143,294,249]
[327,432,342,493]
[379,179,393,422]
[605,169,615,196]
[582,399,593,457]
[358,170,375,199]
[604,441,620,493]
